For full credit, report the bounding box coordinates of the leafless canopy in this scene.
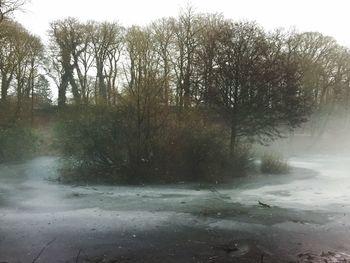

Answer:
[0,0,27,23]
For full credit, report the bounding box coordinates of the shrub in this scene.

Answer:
[0,126,38,162]
[152,119,230,182]
[260,153,290,174]
[55,106,129,182]
[229,144,255,174]
[55,107,255,184]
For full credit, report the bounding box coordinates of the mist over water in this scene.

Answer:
[3,1,350,262]
[2,131,350,262]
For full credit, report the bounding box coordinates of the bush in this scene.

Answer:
[230,144,255,174]
[55,107,255,184]
[152,119,229,182]
[260,153,290,174]
[55,106,129,182]
[0,126,38,162]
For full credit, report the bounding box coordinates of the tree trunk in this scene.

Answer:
[1,80,8,103]
[31,69,34,126]
[58,72,68,109]
[230,121,237,157]
[1,73,12,103]
[97,62,107,103]
[69,74,81,105]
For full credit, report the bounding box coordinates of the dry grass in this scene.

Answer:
[260,153,290,174]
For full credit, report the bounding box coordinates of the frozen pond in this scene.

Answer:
[1,155,350,262]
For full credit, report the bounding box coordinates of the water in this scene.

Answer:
[1,155,350,262]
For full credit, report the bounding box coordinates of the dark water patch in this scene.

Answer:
[297,251,350,262]
[66,192,88,198]
[229,167,319,190]
[189,202,332,226]
[158,193,191,198]
[76,226,292,263]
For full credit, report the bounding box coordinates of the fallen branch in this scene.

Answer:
[75,249,82,263]
[213,243,238,253]
[32,238,56,263]
[258,201,271,208]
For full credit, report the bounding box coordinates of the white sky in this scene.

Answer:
[15,0,350,47]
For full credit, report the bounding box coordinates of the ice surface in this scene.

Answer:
[1,155,350,262]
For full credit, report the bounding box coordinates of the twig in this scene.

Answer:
[32,238,56,263]
[258,201,271,208]
[75,249,82,263]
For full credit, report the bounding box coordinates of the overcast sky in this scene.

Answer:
[15,0,350,47]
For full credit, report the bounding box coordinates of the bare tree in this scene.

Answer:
[0,20,20,102]
[151,17,176,106]
[0,0,27,23]
[123,25,165,170]
[210,22,311,154]
[13,31,43,118]
[49,18,85,107]
[173,6,202,109]
[87,21,124,104]
[193,13,226,105]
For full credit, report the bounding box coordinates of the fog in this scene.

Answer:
[4,1,350,262]
[2,139,350,262]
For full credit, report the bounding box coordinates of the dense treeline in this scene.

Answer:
[0,0,46,162]
[0,20,47,120]
[2,4,350,180]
